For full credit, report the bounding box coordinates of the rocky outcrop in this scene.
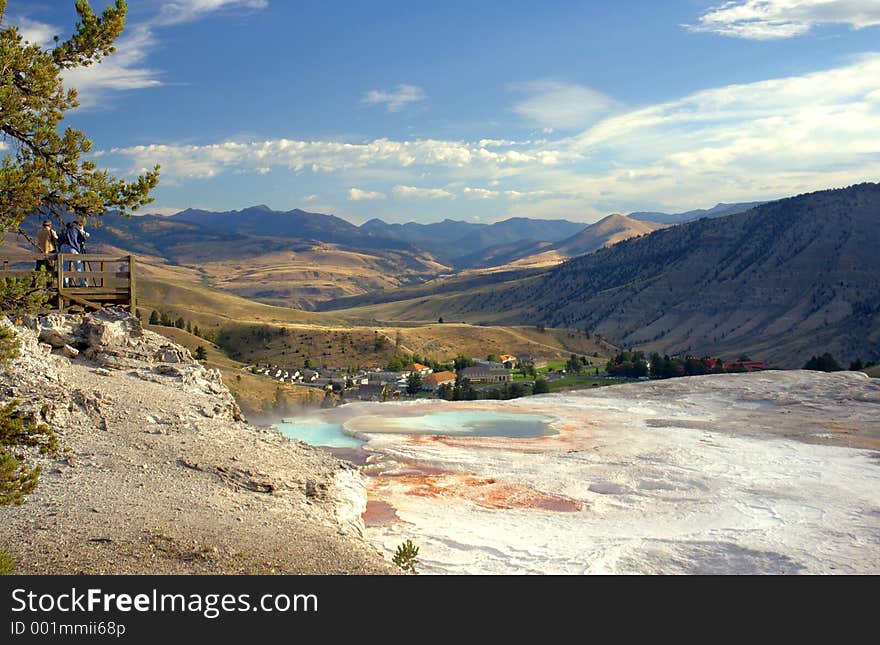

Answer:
[0,308,394,574]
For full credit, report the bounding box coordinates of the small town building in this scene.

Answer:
[499,354,518,369]
[458,364,511,384]
[403,363,433,376]
[422,370,457,392]
[356,383,388,401]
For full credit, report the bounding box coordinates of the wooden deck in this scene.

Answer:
[0,253,136,313]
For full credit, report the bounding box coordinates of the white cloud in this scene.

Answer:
[463,187,552,200]
[392,185,454,199]
[463,187,499,199]
[11,1,270,108]
[109,137,573,179]
[62,25,162,107]
[107,55,880,214]
[361,84,427,112]
[302,194,318,202]
[542,53,880,209]
[155,0,269,26]
[7,16,58,46]
[349,188,386,201]
[688,0,880,40]
[511,80,617,130]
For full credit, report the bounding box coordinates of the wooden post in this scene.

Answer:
[56,253,64,311]
[128,255,136,312]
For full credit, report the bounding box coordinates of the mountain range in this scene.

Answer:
[17,203,685,308]
[319,184,880,367]
[628,201,768,225]
[13,187,872,367]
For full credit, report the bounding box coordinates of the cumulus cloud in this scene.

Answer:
[349,188,386,201]
[361,84,427,112]
[511,80,617,130]
[109,137,573,179]
[688,0,880,39]
[392,185,454,199]
[105,55,880,211]
[463,187,552,200]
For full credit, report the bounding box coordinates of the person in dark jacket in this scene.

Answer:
[58,220,90,286]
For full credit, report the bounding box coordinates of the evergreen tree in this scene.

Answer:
[194,346,207,361]
[532,378,550,394]
[803,353,842,372]
[453,354,473,371]
[0,0,158,235]
[174,316,185,329]
[406,372,422,395]
[149,310,160,325]
[1,0,155,508]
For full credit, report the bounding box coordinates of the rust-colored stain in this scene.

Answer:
[362,500,400,527]
[381,473,583,512]
[821,422,856,432]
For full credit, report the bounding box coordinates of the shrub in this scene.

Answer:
[0,548,15,575]
[392,539,420,574]
[532,378,550,394]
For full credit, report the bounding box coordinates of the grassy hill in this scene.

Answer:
[136,265,613,373]
[145,324,324,418]
[455,213,665,270]
[326,184,880,368]
[78,210,448,310]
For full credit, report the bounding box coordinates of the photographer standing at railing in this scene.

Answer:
[35,220,58,274]
[58,220,90,287]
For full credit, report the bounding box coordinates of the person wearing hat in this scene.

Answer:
[35,219,58,274]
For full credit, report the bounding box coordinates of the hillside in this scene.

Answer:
[530,183,880,366]
[0,311,393,574]
[75,211,447,310]
[145,324,325,418]
[214,321,613,369]
[629,201,767,225]
[332,184,880,367]
[134,266,612,370]
[452,213,663,270]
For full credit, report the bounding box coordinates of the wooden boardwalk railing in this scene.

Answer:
[0,253,135,313]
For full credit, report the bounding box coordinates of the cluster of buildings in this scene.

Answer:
[250,356,526,401]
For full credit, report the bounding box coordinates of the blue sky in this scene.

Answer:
[5,0,880,223]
